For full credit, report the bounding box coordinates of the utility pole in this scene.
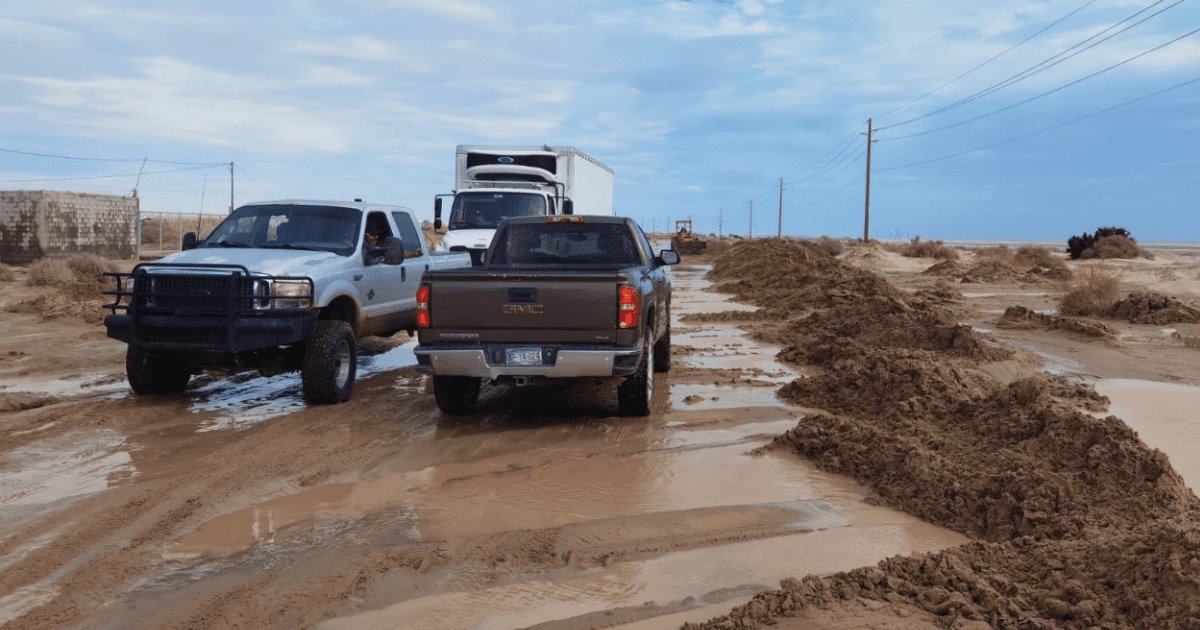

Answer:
[863,118,872,242]
[229,161,235,213]
[748,199,753,238]
[777,177,784,239]
[718,209,723,238]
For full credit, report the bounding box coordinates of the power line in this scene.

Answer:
[780,121,866,183]
[785,134,863,187]
[876,75,1200,173]
[877,0,1099,120]
[793,148,866,192]
[0,146,225,167]
[877,24,1200,143]
[0,163,227,184]
[234,164,275,200]
[876,0,1184,132]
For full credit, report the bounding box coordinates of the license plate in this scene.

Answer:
[505,347,542,366]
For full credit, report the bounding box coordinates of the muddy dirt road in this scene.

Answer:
[0,264,967,629]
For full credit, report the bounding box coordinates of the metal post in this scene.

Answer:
[777,177,784,239]
[158,212,163,251]
[863,118,873,242]
[229,161,235,213]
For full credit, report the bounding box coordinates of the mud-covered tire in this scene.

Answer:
[653,312,671,373]
[302,320,357,404]
[126,346,190,395]
[433,375,480,415]
[618,336,653,417]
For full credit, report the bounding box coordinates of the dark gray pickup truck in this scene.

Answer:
[414,215,679,416]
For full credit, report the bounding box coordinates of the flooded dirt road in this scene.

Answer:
[0,264,967,629]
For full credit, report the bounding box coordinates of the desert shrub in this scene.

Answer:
[1060,265,1121,317]
[1081,235,1143,260]
[1067,226,1135,260]
[0,264,15,282]
[27,259,75,287]
[1016,245,1072,279]
[65,254,115,283]
[900,236,959,261]
[815,236,844,256]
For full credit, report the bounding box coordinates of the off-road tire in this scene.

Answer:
[433,375,481,415]
[302,320,357,404]
[126,346,190,395]
[653,311,671,373]
[618,335,653,417]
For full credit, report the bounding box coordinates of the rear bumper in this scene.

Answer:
[415,344,641,379]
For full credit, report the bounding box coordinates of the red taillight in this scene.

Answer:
[416,284,431,328]
[618,286,638,329]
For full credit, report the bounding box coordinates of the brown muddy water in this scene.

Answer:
[0,264,967,629]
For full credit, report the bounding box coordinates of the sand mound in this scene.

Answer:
[1109,292,1200,325]
[929,246,1071,284]
[774,373,1190,541]
[997,305,1115,338]
[696,514,1200,629]
[692,240,1200,629]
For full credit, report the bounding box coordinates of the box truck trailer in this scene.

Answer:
[433,145,614,264]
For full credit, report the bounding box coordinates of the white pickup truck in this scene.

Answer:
[104,200,471,403]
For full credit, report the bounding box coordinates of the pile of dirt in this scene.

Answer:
[692,240,1200,629]
[937,246,1072,283]
[774,373,1190,541]
[694,514,1200,629]
[709,240,907,315]
[997,305,1115,338]
[6,291,108,324]
[1109,291,1200,325]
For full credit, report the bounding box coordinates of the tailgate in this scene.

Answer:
[428,272,623,342]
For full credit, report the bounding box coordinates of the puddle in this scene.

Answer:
[0,372,127,400]
[0,579,58,626]
[189,341,417,431]
[1096,379,1200,491]
[670,382,782,410]
[962,291,1051,299]
[0,429,135,535]
[320,514,963,630]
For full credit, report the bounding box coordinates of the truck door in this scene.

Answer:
[359,211,409,325]
[390,211,425,310]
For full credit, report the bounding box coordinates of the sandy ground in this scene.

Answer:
[0,242,1197,629]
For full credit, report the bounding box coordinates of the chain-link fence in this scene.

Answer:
[138,211,227,258]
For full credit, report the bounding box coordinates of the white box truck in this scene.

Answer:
[433,145,614,264]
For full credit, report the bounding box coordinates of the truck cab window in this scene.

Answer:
[449,192,547,229]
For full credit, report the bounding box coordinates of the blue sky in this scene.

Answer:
[1,0,1198,240]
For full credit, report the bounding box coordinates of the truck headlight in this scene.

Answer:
[272,279,312,309]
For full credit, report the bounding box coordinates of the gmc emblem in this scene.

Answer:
[503,304,544,315]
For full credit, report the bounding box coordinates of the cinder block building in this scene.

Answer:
[0,190,138,263]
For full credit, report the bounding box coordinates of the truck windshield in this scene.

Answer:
[449,192,546,229]
[203,205,362,256]
[489,223,641,268]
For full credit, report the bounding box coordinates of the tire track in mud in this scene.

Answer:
[0,371,424,629]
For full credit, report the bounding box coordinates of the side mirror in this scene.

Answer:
[381,237,405,265]
[433,198,443,231]
[563,199,574,215]
[182,232,198,250]
[657,249,681,266]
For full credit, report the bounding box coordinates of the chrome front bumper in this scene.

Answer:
[414,347,641,379]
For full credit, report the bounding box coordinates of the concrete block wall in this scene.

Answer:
[0,190,138,263]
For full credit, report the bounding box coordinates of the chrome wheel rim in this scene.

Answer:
[335,339,352,388]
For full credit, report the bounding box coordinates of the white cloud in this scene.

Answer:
[283,36,403,62]
[348,0,500,22]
